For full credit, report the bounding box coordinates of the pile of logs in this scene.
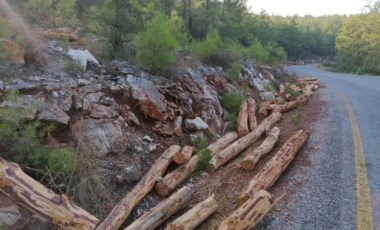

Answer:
[0,76,319,229]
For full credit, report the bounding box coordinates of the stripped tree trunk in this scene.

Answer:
[167,194,218,230]
[155,133,238,197]
[247,98,258,131]
[238,130,309,206]
[125,186,193,230]
[297,77,318,82]
[219,190,280,230]
[274,95,309,114]
[207,112,282,172]
[237,101,249,137]
[0,157,99,230]
[174,146,194,165]
[258,101,271,116]
[241,126,281,171]
[97,145,181,230]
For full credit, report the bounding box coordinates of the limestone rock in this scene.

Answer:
[184,117,209,131]
[71,118,127,156]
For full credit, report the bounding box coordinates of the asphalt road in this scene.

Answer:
[259,64,380,230]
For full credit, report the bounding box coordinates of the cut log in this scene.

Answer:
[207,112,282,173]
[297,77,318,82]
[174,146,194,165]
[97,145,181,230]
[167,194,218,230]
[258,101,271,116]
[241,126,281,171]
[237,101,249,137]
[273,95,309,114]
[207,132,239,155]
[279,84,285,97]
[238,130,309,206]
[0,157,99,230]
[125,186,193,230]
[219,190,280,230]
[155,132,238,197]
[247,98,258,131]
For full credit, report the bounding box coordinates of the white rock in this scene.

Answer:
[68,49,100,70]
[184,117,209,131]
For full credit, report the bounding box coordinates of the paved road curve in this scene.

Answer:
[260,64,380,230]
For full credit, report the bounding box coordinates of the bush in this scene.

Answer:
[220,89,244,115]
[192,29,223,61]
[54,0,78,26]
[64,60,84,75]
[226,62,241,81]
[0,91,109,218]
[244,38,269,64]
[136,14,179,74]
[195,149,212,173]
[25,0,53,22]
[265,42,287,65]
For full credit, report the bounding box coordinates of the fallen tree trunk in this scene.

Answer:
[273,95,309,114]
[97,145,181,230]
[258,101,271,116]
[241,126,281,171]
[125,186,193,230]
[207,112,282,172]
[238,130,309,206]
[237,101,249,137]
[247,98,258,131]
[219,190,280,230]
[174,146,194,165]
[297,77,318,82]
[0,157,99,230]
[155,133,238,197]
[167,194,218,230]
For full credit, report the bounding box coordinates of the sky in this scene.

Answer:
[247,0,368,16]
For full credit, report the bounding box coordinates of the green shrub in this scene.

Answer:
[264,82,277,93]
[194,135,209,150]
[226,62,241,81]
[54,0,78,26]
[192,29,223,61]
[25,0,53,22]
[285,83,301,97]
[265,42,287,65]
[194,149,212,174]
[220,89,244,115]
[244,38,269,64]
[136,14,179,73]
[64,60,84,75]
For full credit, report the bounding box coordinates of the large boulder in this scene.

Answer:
[126,76,167,121]
[37,102,70,128]
[68,49,100,70]
[70,118,128,156]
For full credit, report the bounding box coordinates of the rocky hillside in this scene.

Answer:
[0,36,298,229]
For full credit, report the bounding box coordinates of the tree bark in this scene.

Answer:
[207,112,282,172]
[97,145,181,230]
[174,146,194,165]
[238,130,309,206]
[237,101,249,137]
[297,77,318,82]
[219,190,279,230]
[273,95,309,114]
[155,132,238,197]
[247,98,258,131]
[173,116,183,136]
[258,101,271,116]
[125,186,193,230]
[0,157,99,230]
[241,126,281,171]
[166,194,218,230]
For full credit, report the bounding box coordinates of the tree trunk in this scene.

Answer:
[0,157,99,230]
[166,194,218,230]
[247,98,258,131]
[241,126,281,171]
[258,101,271,116]
[219,190,279,230]
[274,95,309,114]
[174,146,194,165]
[97,145,181,230]
[125,186,193,230]
[237,101,249,137]
[238,130,309,206]
[155,132,238,197]
[207,112,282,172]
[207,132,238,155]
[297,77,318,82]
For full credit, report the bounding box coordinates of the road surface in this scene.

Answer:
[260,64,380,230]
